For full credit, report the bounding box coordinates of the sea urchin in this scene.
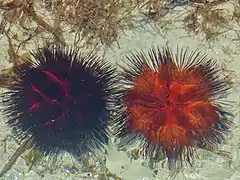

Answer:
[2,45,117,157]
[116,47,232,169]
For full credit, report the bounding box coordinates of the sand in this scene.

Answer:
[0,3,240,180]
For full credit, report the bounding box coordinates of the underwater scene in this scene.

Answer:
[0,0,240,179]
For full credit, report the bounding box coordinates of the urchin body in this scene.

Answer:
[117,47,232,168]
[3,46,117,156]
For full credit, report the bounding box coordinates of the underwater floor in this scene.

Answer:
[0,2,240,180]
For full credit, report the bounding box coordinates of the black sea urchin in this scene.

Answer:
[115,47,232,169]
[2,45,117,157]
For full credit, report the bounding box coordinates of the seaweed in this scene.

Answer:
[0,137,34,177]
[39,0,135,49]
[0,0,136,88]
[183,0,239,41]
[139,0,188,20]
[0,0,139,50]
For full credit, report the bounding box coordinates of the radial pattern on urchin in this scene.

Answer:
[2,45,117,156]
[116,47,232,168]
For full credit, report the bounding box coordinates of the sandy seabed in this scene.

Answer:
[0,4,240,180]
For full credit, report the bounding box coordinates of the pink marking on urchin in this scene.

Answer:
[41,70,72,98]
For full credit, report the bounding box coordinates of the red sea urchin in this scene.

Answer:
[2,45,118,158]
[116,47,232,169]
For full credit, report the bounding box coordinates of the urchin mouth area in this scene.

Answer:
[153,79,217,130]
